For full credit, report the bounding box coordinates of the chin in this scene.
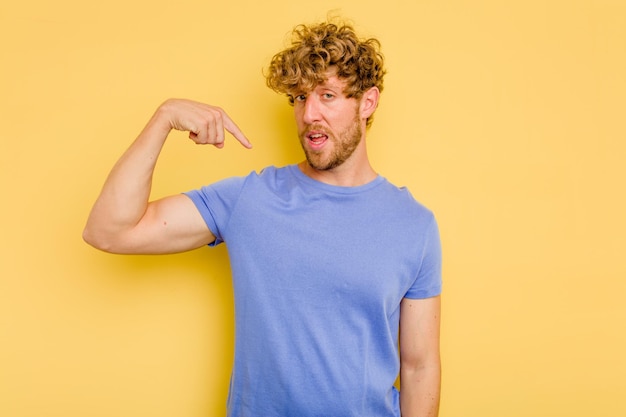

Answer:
[306,158,343,171]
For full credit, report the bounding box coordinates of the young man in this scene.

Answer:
[84,21,442,417]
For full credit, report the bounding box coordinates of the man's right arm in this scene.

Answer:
[82,99,252,254]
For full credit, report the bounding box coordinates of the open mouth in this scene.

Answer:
[307,131,328,148]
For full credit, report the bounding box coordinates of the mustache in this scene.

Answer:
[302,125,328,135]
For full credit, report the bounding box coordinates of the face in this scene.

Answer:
[291,75,364,171]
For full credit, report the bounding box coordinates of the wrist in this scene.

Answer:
[148,102,176,136]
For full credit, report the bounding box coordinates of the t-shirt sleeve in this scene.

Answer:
[183,176,247,246]
[404,214,443,299]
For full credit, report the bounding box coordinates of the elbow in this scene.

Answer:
[401,351,441,378]
[83,221,147,254]
[82,226,109,252]
[82,225,122,253]
[402,358,441,375]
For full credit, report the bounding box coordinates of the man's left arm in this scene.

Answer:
[399,295,441,417]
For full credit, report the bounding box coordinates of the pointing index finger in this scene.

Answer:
[221,110,253,149]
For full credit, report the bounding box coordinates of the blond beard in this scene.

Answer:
[301,112,362,171]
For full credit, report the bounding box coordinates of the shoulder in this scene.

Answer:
[190,165,301,205]
[247,164,306,195]
[376,179,436,223]
[188,165,286,194]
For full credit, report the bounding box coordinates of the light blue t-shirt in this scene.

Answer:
[185,164,442,417]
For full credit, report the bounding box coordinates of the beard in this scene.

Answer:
[300,112,363,171]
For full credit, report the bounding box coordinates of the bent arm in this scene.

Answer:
[82,99,251,254]
[399,295,441,417]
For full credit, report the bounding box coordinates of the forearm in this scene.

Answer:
[399,361,441,417]
[83,107,171,247]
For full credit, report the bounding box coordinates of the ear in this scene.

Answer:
[359,86,380,120]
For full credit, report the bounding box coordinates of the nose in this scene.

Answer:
[302,95,322,124]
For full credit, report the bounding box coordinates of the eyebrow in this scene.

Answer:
[287,77,346,98]
[316,80,345,93]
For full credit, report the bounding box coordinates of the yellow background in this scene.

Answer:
[1,0,624,416]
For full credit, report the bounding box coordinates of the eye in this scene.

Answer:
[322,93,335,100]
[287,94,306,106]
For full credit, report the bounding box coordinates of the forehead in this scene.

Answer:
[289,70,348,96]
[316,74,347,91]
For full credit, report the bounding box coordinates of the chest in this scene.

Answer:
[226,189,424,312]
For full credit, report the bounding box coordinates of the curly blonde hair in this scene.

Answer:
[266,21,386,125]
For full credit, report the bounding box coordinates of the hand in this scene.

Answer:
[158,98,252,149]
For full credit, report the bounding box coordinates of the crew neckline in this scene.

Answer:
[288,164,385,194]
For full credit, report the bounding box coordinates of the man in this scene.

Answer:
[84,20,442,417]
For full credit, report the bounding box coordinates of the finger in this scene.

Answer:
[187,123,204,143]
[198,108,222,146]
[191,125,209,144]
[213,109,226,147]
[222,114,253,149]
